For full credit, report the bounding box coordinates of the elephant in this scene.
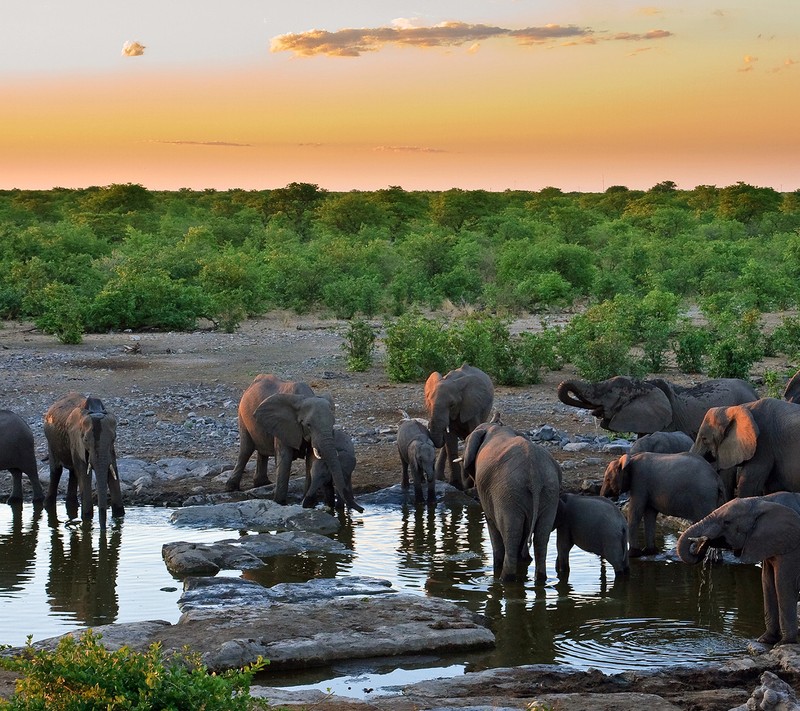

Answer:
[554,492,629,579]
[691,398,800,498]
[304,428,356,511]
[43,393,123,527]
[397,417,437,503]
[425,364,494,490]
[462,422,562,583]
[600,451,725,556]
[677,497,800,645]
[783,369,800,404]
[629,430,694,455]
[0,409,44,505]
[557,375,758,439]
[225,374,363,512]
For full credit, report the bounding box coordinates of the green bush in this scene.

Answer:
[384,311,452,382]
[0,629,268,710]
[770,315,800,361]
[515,327,563,384]
[341,318,376,371]
[32,283,86,344]
[673,325,712,373]
[704,309,764,379]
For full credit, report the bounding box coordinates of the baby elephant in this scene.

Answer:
[554,493,629,579]
[304,428,356,511]
[601,451,725,557]
[397,418,437,503]
[0,410,44,505]
[629,431,694,455]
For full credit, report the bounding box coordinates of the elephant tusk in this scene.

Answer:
[452,457,463,463]
[110,462,119,481]
[312,447,322,460]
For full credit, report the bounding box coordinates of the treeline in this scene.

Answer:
[2,181,800,382]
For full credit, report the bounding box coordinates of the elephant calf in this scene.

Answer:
[0,409,44,506]
[554,493,629,579]
[43,393,123,527]
[462,422,562,583]
[304,428,356,511]
[601,451,725,557]
[678,497,800,645]
[397,417,437,504]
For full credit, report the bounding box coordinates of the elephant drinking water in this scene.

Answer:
[0,409,44,506]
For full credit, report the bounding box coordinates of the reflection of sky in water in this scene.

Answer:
[0,501,766,694]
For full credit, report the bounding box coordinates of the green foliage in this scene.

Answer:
[0,629,268,710]
[673,324,712,373]
[763,369,783,399]
[384,311,453,382]
[705,308,764,379]
[341,318,377,372]
[32,283,86,344]
[769,315,800,362]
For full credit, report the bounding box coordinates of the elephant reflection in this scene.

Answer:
[0,504,43,592]
[47,522,121,626]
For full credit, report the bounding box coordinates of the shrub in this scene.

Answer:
[704,309,765,379]
[32,283,87,344]
[770,315,800,362]
[515,327,563,384]
[673,325,712,373]
[0,629,268,710]
[384,311,452,382]
[341,318,376,372]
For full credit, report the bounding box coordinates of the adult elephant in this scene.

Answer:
[0,410,44,506]
[783,369,800,404]
[462,421,561,583]
[600,451,725,556]
[304,428,356,511]
[677,497,800,645]
[425,364,494,490]
[557,376,758,439]
[225,375,363,512]
[691,398,800,498]
[43,393,123,527]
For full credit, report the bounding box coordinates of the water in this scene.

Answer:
[0,500,765,696]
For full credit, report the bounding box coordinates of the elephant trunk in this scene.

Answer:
[676,515,726,564]
[91,452,113,528]
[557,380,595,410]
[428,403,448,449]
[312,439,363,513]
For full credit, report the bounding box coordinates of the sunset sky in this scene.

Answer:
[1,1,798,193]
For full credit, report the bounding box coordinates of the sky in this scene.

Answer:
[1,1,798,193]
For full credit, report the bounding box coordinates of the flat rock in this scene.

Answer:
[169,498,340,534]
[359,482,479,508]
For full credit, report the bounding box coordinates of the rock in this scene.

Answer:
[162,531,351,576]
[731,670,800,710]
[358,482,478,507]
[169,499,340,534]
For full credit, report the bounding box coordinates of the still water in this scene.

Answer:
[0,500,765,694]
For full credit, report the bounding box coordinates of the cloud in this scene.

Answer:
[271,21,657,57]
[373,145,447,153]
[121,41,146,57]
[611,29,673,41]
[637,7,664,16]
[738,54,758,72]
[155,140,251,147]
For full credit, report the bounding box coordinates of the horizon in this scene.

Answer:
[2,1,798,193]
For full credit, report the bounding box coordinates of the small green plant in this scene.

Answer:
[770,315,800,361]
[0,630,268,710]
[32,282,86,345]
[341,318,376,371]
[763,369,783,399]
[705,308,764,380]
[673,324,712,374]
[384,311,452,382]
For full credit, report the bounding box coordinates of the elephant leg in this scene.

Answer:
[757,560,782,644]
[531,510,554,585]
[77,467,94,523]
[7,468,24,504]
[401,460,410,488]
[485,520,507,579]
[273,445,294,506]
[411,464,424,503]
[776,562,799,645]
[226,428,256,492]
[426,467,436,504]
[253,452,271,488]
[641,508,659,555]
[555,529,572,579]
[108,452,124,519]
[626,502,645,557]
[65,470,80,521]
[44,461,64,510]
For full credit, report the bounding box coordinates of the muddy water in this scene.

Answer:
[0,501,765,695]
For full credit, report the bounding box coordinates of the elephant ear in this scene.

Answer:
[717,406,758,470]
[462,425,490,478]
[253,393,306,450]
[607,385,672,433]
[424,371,443,414]
[740,501,800,563]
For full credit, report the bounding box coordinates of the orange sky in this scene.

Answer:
[1,2,798,192]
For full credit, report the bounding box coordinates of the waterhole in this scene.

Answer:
[0,501,764,696]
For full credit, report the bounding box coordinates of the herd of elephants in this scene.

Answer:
[4,364,800,650]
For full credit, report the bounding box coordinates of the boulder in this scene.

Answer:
[169,499,340,534]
